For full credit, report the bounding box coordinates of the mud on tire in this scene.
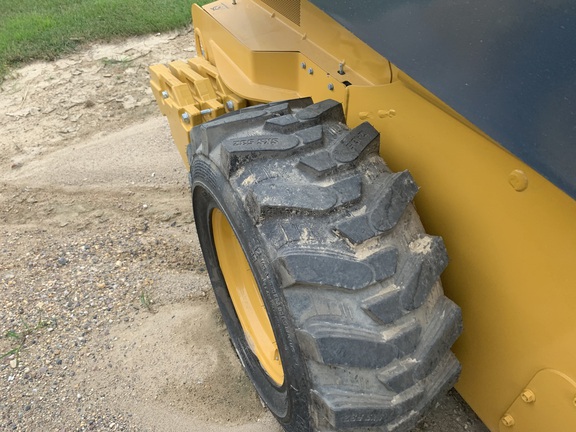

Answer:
[189,98,462,432]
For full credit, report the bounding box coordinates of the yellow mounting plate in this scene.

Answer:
[499,369,576,432]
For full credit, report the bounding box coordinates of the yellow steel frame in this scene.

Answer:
[150,1,576,430]
[150,57,246,166]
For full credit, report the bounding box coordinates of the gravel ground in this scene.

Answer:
[0,29,489,432]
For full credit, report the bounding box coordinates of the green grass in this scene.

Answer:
[1,318,54,367]
[0,0,209,81]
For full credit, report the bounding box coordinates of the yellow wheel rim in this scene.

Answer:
[211,208,284,386]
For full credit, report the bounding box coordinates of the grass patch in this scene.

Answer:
[139,290,156,313]
[0,0,210,81]
[1,318,55,367]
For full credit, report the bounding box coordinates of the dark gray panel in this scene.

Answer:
[311,0,576,200]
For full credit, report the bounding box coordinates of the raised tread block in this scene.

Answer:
[422,352,461,401]
[378,299,461,392]
[399,235,449,310]
[238,97,313,114]
[311,383,425,429]
[331,121,380,163]
[297,319,421,369]
[378,359,419,393]
[220,135,300,177]
[362,287,404,325]
[296,122,379,177]
[264,114,302,133]
[223,134,300,154]
[370,171,419,232]
[336,171,419,244]
[385,356,460,432]
[295,99,345,123]
[294,125,324,147]
[414,297,462,380]
[220,134,300,177]
[278,247,398,290]
[247,175,362,216]
[298,151,338,176]
[191,98,313,156]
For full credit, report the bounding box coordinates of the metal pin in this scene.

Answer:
[200,108,213,115]
[338,63,345,75]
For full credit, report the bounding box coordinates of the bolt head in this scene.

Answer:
[181,112,190,123]
[161,91,169,99]
[509,169,529,191]
[328,83,334,91]
[301,62,306,69]
[501,414,515,427]
[308,68,314,75]
[226,100,234,110]
[521,389,536,403]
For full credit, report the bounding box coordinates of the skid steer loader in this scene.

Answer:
[149,1,576,431]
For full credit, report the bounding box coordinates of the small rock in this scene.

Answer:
[10,359,18,369]
[57,257,68,266]
[159,213,172,222]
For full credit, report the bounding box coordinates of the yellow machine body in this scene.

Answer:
[149,1,576,430]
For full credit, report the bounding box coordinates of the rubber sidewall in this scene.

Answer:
[191,155,311,431]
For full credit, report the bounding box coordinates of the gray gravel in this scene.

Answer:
[0,31,488,432]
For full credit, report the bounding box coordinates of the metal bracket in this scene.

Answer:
[149,57,246,166]
[499,369,576,432]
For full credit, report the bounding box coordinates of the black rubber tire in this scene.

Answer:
[189,98,462,432]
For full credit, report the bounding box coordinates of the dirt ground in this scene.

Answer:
[0,29,489,431]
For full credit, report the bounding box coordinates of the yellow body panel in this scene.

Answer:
[151,1,576,430]
[346,83,576,431]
